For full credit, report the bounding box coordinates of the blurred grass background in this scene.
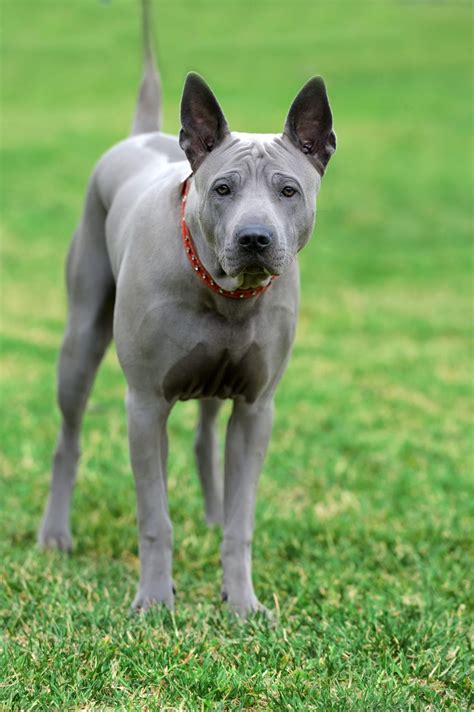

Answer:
[1,0,472,708]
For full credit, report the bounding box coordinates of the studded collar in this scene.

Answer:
[180,176,276,300]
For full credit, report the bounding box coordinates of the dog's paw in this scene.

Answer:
[221,591,274,621]
[37,526,72,552]
[131,586,175,613]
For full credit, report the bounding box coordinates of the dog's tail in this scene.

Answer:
[130,0,161,135]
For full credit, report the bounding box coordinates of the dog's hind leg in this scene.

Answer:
[194,399,224,526]
[38,180,115,551]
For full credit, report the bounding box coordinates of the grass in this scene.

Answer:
[1,0,472,708]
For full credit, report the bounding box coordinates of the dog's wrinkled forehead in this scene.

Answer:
[194,132,321,193]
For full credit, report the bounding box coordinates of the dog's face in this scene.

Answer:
[179,74,336,289]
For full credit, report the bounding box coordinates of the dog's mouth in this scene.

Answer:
[219,262,275,290]
[239,265,274,289]
[215,267,272,292]
[216,248,288,290]
[237,270,272,289]
[244,265,270,274]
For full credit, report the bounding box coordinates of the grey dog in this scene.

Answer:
[38,0,336,617]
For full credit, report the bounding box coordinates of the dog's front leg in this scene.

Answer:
[221,398,274,617]
[126,389,174,611]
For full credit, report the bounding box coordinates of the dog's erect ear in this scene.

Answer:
[283,77,336,175]
[179,73,230,171]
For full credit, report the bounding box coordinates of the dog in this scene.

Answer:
[38,0,336,617]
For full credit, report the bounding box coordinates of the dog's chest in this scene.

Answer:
[162,341,266,402]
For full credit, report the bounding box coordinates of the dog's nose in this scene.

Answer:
[236,225,273,253]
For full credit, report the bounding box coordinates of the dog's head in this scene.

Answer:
[179,74,336,289]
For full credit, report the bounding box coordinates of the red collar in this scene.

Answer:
[180,177,276,300]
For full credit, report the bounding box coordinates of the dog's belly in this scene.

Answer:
[163,342,266,402]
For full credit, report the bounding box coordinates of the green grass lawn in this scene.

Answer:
[1,0,472,708]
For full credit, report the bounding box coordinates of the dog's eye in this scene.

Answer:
[281,186,297,198]
[215,184,231,196]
